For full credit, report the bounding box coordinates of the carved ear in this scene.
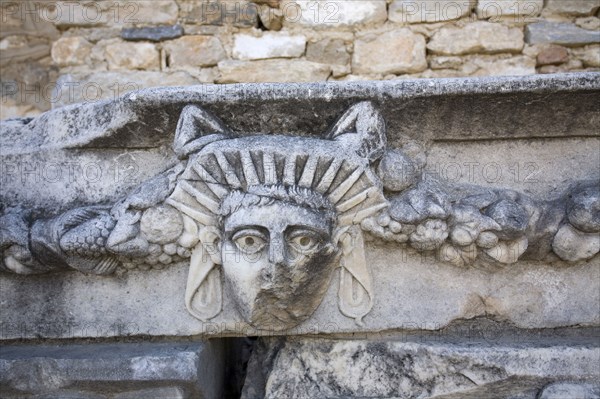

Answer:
[326,101,386,162]
[174,105,232,159]
[336,225,374,325]
[185,227,222,321]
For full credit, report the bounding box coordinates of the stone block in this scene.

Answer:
[0,99,41,120]
[526,22,600,46]
[428,21,524,55]
[126,0,179,25]
[0,230,598,338]
[1,1,60,39]
[539,382,600,399]
[389,0,475,24]
[253,0,280,7]
[576,16,600,30]
[178,0,258,27]
[545,0,600,16]
[37,1,178,27]
[38,1,109,27]
[306,38,351,76]
[232,32,306,60]
[572,44,600,67]
[51,37,92,67]
[163,36,226,67]
[353,29,427,75]
[429,55,463,69]
[477,0,544,19]
[121,25,184,42]
[257,4,284,30]
[0,341,225,399]
[306,38,349,65]
[467,55,537,76]
[283,0,387,27]
[105,41,160,70]
[0,37,50,67]
[114,387,185,399]
[536,45,569,65]
[217,59,331,82]
[242,333,600,399]
[538,60,585,74]
[50,71,200,107]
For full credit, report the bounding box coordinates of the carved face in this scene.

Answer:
[221,200,339,330]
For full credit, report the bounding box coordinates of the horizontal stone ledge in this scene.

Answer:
[243,335,600,399]
[525,21,600,46]
[0,340,227,399]
[1,249,598,339]
[1,73,599,155]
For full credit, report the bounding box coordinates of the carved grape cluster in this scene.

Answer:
[121,242,192,271]
[61,215,115,258]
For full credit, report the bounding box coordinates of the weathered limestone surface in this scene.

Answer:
[537,45,570,66]
[3,74,597,153]
[217,59,331,82]
[544,0,600,16]
[306,38,351,77]
[1,248,598,339]
[105,41,160,70]
[573,45,600,67]
[0,341,226,399]
[477,0,544,18]
[163,36,226,68]
[353,29,427,74]
[178,0,258,27]
[526,22,600,46]
[121,25,184,42]
[428,22,524,55]
[50,71,202,107]
[242,329,600,399]
[232,32,306,60]
[389,0,476,24]
[1,74,599,340]
[51,36,93,67]
[283,0,387,27]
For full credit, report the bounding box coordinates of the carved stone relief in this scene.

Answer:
[1,102,598,331]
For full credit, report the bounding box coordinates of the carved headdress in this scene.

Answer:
[167,103,388,325]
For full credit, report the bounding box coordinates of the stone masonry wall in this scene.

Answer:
[1,0,599,119]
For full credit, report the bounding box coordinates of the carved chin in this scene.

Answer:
[247,288,323,331]
[234,253,338,331]
[245,285,338,331]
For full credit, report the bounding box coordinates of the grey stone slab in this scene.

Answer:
[0,249,598,339]
[121,25,184,42]
[526,22,600,46]
[1,73,599,155]
[242,334,600,399]
[0,341,225,399]
[1,75,600,339]
[425,137,600,198]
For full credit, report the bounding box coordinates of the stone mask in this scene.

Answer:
[167,103,388,330]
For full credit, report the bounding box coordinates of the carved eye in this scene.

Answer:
[288,232,320,254]
[233,231,266,254]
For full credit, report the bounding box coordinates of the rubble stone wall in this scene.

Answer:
[1,0,600,119]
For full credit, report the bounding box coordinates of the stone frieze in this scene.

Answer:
[1,99,598,332]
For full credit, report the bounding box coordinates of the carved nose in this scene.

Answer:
[268,238,285,265]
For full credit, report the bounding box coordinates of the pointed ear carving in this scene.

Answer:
[326,101,387,162]
[174,105,232,159]
[336,225,374,325]
[185,227,222,321]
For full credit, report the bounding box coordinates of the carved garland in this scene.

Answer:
[1,102,598,329]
